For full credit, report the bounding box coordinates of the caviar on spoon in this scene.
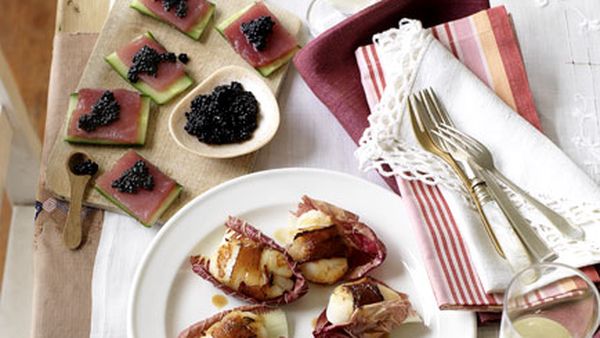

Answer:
[64,152,99,250]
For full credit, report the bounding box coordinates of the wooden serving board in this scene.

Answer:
[46,0,301,222]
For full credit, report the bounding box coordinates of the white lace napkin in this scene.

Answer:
[356,20,600,292]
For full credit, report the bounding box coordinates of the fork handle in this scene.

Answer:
[479,170,557,263]
[475,187,533,272]
[446,161,506,258]
[490,169,585,241]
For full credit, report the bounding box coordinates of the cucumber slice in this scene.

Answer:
[95,184,182,227]
[64,93,79,138]
[136,96,151,144]
[129,0,157,18]
[185,3,215,40]
[257,46,300,77]
[64,93,151,146]
[215,3,255,34]
[130,0,215,40]
[216,4,300,77]
[105,48,193,105]
[261,309,288,338]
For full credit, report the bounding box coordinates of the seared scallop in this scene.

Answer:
[287,196,387,285]
[183,307,288,338]
[193,217,308,305]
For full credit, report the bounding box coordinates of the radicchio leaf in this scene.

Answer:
[190,216,308,306]
[313,278,419,338]
[294,196,387,281]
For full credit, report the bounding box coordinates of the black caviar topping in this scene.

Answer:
[178,53,189,64]
[111,160,154,194]
[72,159,99,176]
[155,0,187,18]
[127,45,180,83]
[184,81,259,145]
[78,91,120,132]
[240,16,275,51]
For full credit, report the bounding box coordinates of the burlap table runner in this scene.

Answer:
[32,32,102,338]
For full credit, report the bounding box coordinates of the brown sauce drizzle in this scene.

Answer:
[211,294,228,308]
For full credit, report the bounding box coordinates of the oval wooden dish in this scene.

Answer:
[169,66,280,158]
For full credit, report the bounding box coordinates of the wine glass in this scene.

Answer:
[306,0,380,37]
[500,263,600,338]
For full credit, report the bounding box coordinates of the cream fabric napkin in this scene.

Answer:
[357,20,600,292]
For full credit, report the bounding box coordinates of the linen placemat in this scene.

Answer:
[32,32,102,338]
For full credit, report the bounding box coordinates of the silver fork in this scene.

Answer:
[418,89,557,263]
[436,124,585,241]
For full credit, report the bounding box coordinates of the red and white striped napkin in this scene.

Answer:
[356,6,600,311]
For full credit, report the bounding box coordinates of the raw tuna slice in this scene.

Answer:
[130,0,215,40]
[217,2,300,77]
[64,88,150,145]
[178,305,288,338]
[95,150,182,226]
[105,32,193,104]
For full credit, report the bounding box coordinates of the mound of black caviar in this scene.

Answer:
[72,159,99,176]
[127,45,182,83]
[155,0,188,17]
[184,81,259,145]
[111,160,154,194]
[78,91,120,132]
[241,16,275,51]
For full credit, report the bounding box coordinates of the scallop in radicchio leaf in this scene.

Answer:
[313,277,421,338]
[178,305,288,338]
[190,216,308,305]
[286,196,386,284]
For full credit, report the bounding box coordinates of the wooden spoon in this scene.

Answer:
[169,66,280,158]
[64,152,96,250]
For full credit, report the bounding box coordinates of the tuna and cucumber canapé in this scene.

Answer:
[106,32,193,104]
[65,88,150,146]
[95,150,182,227]
[130,0,215,40]
[217,2,300,77]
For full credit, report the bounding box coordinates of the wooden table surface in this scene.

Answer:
[56,0,110,33]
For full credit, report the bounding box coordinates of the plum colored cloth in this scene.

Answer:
[294,0,490,143]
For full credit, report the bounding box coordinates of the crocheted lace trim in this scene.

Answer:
[356,19,464,193]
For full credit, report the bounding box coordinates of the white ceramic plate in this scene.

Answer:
[128,168,475,337]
